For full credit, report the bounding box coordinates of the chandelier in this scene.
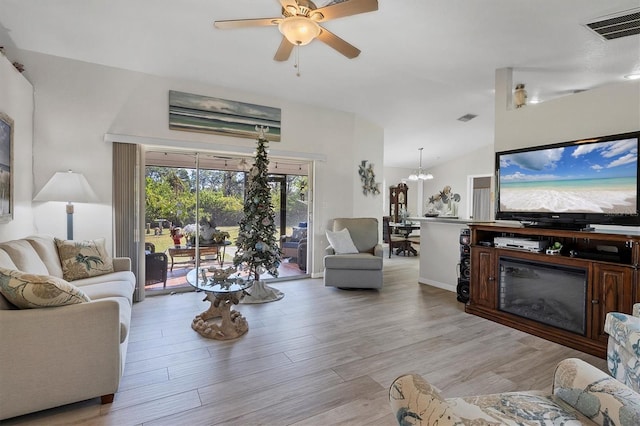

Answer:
[408,148,433,181]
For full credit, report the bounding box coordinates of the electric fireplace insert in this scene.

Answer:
[498,257,588,336]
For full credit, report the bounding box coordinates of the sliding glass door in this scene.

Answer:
[143,151,310,294]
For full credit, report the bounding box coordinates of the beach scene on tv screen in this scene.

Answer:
[499,138,638,214]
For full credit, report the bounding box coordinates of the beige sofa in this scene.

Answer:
[0,235,135,420]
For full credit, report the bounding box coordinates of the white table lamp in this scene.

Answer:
[33,170,98,240]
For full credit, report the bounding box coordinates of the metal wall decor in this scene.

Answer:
[358,160,380,196]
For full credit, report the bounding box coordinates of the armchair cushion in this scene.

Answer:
[389,358,640,426]
[326,228,359,254]
[553,358,640,425]
[0,267,90,309]
[324,253,383,270]
[605,307,640,392]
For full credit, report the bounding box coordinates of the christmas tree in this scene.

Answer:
[234,128,284,302]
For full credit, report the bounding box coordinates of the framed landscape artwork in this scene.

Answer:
[0,112,13,223]
[169,91,282,142]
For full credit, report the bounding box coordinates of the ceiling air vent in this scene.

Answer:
[585,9,640,40]
[457,114,477,122]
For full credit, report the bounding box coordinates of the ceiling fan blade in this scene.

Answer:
[313,0,378,22]
[214,17,281,29]
[317,28,361,59]
[279,0,299,13]
[274,37,295,61]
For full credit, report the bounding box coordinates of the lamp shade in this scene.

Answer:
[34,170,98,203]
[278,16,321,46]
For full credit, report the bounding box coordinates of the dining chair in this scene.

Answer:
[383,216,408,258]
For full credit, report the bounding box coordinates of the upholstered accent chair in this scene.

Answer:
[280,224,307,260]
[323,217,383,289]
[145,242,168,288]
[389,357,640,425]
[605,303,640,393]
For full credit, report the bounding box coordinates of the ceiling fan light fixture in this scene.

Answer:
[278,16,321,45]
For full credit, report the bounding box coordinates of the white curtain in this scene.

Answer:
[473,188,491,221]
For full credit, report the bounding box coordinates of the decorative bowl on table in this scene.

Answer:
[207,266,237,282]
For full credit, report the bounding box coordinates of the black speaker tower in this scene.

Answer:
[457,228,470,303]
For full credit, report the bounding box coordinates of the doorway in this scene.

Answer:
[467,174,493,221]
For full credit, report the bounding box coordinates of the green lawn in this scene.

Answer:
[144,225,292,255]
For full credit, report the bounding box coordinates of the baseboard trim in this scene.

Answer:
[418,278,456,293]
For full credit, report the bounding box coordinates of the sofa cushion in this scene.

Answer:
[26,235,64,278]
[326,228,359,254]
[79,279,135,303]
[55,238,114,281]
[0,267,91,309]
[0,240,49,275]
[0,249,18,270]
[324,253,383,270]
[73,270,136,291]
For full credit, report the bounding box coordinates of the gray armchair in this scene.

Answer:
[323,217,383,289]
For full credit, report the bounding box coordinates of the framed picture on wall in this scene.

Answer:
[0,112,13,223]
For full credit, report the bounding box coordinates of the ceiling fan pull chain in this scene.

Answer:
[295,43,301,77]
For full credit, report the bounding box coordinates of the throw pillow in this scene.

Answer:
[0,267,90,309]
[55,238,114,281]
[326,228,359,254]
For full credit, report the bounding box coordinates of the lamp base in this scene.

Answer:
[66,202,74,240]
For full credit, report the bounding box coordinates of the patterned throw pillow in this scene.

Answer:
[0,267,90,308]
[55,238,114,281]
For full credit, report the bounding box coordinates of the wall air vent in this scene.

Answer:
[457,114,477,122]
[585,9,640,40]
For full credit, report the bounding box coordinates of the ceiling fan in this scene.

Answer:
[213,0,378,62]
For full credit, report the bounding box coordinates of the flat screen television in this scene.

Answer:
[495,131,640,230]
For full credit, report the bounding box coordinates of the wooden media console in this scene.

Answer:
[467,223,640,358]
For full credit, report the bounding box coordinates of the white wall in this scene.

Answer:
[421,144,495,220]
[11,49,383,275]
[495,68,640,151]
[0,53,35,241]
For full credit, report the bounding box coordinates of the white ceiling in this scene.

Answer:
[1,0,639,170]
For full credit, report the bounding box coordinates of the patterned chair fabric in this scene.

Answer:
[280,227,307,259]
[389,358,640,425]
[605,303,640,393]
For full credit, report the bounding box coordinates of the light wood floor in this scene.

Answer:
[4,254,606,426]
